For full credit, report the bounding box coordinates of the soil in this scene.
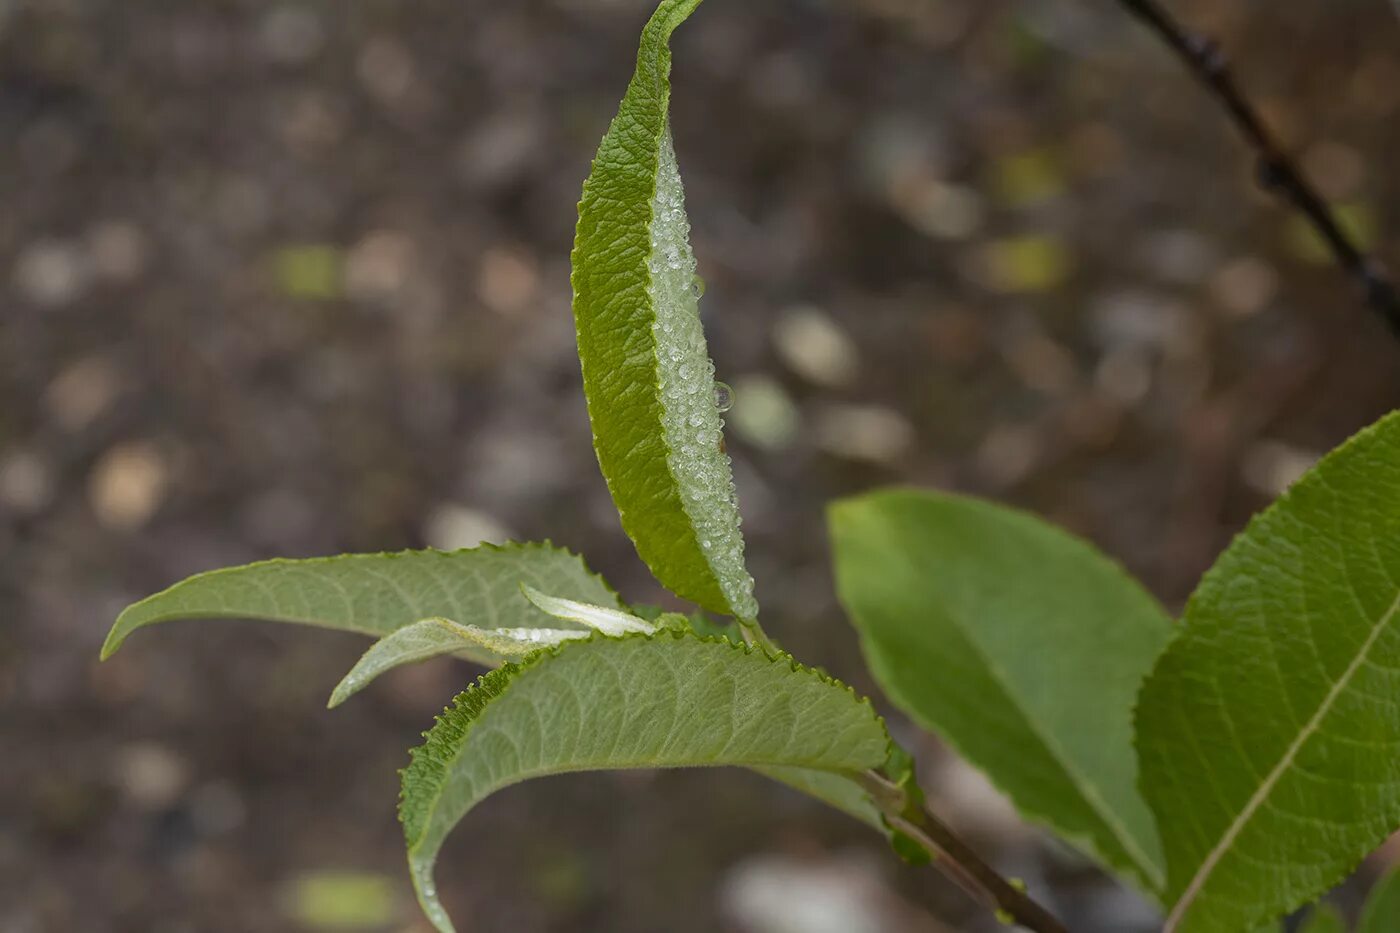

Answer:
[3,1,1398,930]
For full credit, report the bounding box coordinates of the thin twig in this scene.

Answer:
[1116,0,1400,335]
[859,771,1072,933]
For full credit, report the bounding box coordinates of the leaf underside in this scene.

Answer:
[102,542,618,665]
[328,618,590,708]
[830,488,1173,895]
[399,631,889,933]
[570,0,756,620]
[1137,411,1400,932]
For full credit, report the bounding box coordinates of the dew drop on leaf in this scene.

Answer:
[690,274,705,299]
[713,381,734,413]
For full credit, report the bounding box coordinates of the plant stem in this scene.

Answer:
[738,616,779,653]
[859,771,1072,933]
[1115,0,1400,336]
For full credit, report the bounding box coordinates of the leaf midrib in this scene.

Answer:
[905,608,1165,892]
[876,516,1166,892]
[1165,586,1400,930]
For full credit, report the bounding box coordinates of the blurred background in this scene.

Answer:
[3,0,1399,930]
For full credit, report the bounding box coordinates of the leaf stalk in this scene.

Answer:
[859,770,1072,933]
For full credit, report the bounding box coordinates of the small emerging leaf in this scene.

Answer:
[571,0,757,621]
[400,631,888,932]
[520,583,655,635]
[102,542,617,665]
[328,618,590,708]
[1137,411,1400,932]
[830,489,1173,894]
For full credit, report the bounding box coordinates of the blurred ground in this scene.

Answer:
[2,0,1399,931]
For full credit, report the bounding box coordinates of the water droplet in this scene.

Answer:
[691,275,706,299]
[713,381,735,413]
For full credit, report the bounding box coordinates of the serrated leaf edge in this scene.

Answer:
[398,627,887,848]
[101,539,618,659]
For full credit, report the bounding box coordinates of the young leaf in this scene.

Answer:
[103,542,617,663]
[400,631,888,932]
[1360,865,1400,933]
[330,590,664,706]
[571,0,757,621]
[519,583,655,634]
[327,619,590,708]
[1136,412,1400,932]
[829,488,1173,894]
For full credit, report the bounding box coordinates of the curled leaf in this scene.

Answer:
[400,631,888,932]
[571,0,757,621]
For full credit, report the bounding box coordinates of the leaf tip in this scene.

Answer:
[99,618,129,660]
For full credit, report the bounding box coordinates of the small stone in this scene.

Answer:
[476,247,538,317]
[45,355,123,431]
[113,742,188,810]
[0,449,53,516]
[423,504,512,551]
[1241,441,1319,496]
[1210,257,1278,318]
[773,306,858,388]
[345,230,416,303]
[816,404,913,463]
[13,239,89,308]
[260,5,324,64]
[88,441,169,531]
[87,221,149,282]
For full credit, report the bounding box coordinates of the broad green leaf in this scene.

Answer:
[1300,905,1346,933]
[1361,865,1400,933]
[570,0,757,621]
[399,631,888,932]
[1136,412,1400,933]
[829,488,1173,894]
[102,542,618,664]
[328,619,591,708]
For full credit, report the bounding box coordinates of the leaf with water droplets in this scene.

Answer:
[570,0,756,622]
[102,542,618,666]
[400,630,888,932]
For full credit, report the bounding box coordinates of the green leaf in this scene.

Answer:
[756,766,883,830]
[400,631,888,932]
[1361,866,1400,933]
[570,0,757,621]
[519,583,655,634]
[103,542,618,663]
[328,618,591,708]
[829,488,1173,894]
[330,589,663,707]
[1299,904,1346,933]
[1136,412,1400,932]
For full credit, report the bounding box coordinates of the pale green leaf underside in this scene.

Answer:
[519,583,655,634]
[830,488,1173,895]
[400,631,888,933]
[570,0,756,620]
[102,542,617,663]
[329,589,664,706]
[328,618,590,708]
[756,765,883,830]
[1137,412,1400,932]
